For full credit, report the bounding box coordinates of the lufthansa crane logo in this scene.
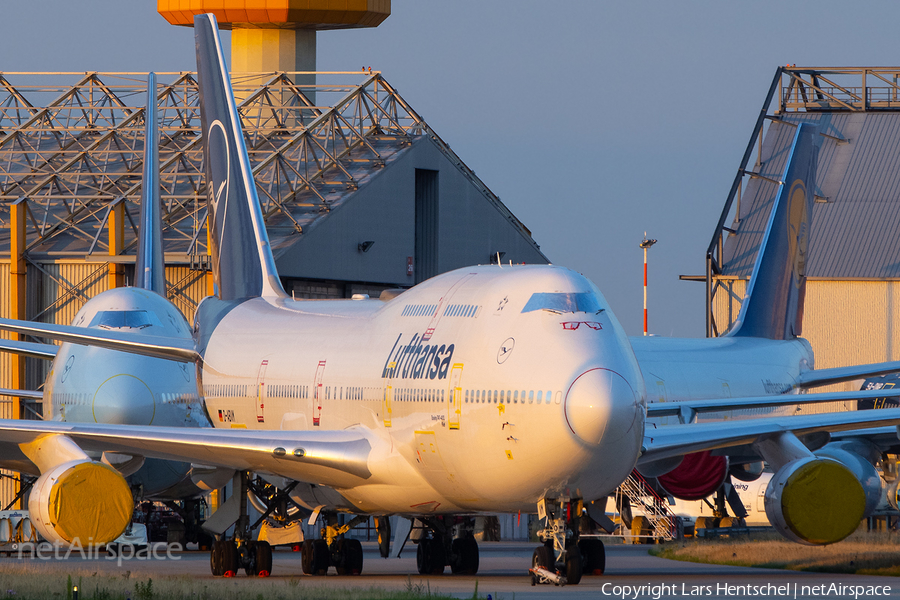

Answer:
[207,120,230,253]
[787,178,809,289]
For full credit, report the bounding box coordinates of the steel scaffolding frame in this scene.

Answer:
[0,70,517,265]
[698,67,900,337]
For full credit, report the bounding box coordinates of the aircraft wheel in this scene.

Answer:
[335,538,363,575]
[450,536,479,575]
[220,540,238,577]
[416,538,446,575]
[245,541,272,577]
[301,539,329,575]
[564,544,582,585]
[578,538,605,575]
[532,544,553,570]
[209,540,223,576]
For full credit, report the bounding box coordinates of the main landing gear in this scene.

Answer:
[415,516,480,576]
[531,497,605,586]
[209,472,273,577]
[301,512,367,576]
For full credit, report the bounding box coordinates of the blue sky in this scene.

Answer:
[3,1,898,337]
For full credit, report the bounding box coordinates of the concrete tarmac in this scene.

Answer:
[2,541,899,599]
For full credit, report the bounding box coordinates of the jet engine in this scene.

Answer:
[761,438,883,546]
[763,455,867,545]
[28,460,133,546]
[656,451,728,500]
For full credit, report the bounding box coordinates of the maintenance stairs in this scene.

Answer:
[615,470,677,541]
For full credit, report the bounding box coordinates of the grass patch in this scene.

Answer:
[651,530,900,575]
[0,565,474,600]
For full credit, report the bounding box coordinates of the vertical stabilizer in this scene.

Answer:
[194,14,286,301]
[729,123,818,340]
[135,73,167,296]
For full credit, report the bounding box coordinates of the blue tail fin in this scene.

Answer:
[729,122,818,340]
[135,72,167,296]
[194,14,286,301]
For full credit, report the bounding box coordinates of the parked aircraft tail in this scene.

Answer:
[194,14,286,301]
[135,72,167,296]
[729,122,818,340]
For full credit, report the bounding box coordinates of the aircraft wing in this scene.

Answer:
[829,426,900,452]
[0,419,373,489]
[0,318,198,363]
[0,338,57,360]
[639,407,900,463]
[646,388,900,423]
[796,361,900,389]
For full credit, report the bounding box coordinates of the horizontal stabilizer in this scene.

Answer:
[640,406,900,463]
[0,388,43,401]
[0,338,57,360]
[796,362,900,389]
[647,388,900,423]
[0,420,373,490]
[0,319,198,363]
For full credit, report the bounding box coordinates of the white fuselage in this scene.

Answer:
[198,265,647,515]
[42,287,208,497]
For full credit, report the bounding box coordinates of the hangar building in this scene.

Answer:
[699,67,900,395]
[0,69,547,503]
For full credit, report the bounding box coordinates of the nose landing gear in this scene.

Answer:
[532,497,605,585]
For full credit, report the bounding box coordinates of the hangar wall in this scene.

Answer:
[275,136,546,287]
[715,278,900,396]
[706,67,900,401]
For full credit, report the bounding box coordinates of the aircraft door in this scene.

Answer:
[256,359,268,423]
[313,360,326,426]
[383,361,395,427]
[448,363,463,430]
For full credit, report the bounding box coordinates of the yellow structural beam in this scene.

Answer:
[9,199,26,422]
[108,200,125,289]
[206,214,215,297]
[9,199,26,509]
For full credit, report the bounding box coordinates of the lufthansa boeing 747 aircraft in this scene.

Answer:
[0,15,899,583]
[0,75,227,545]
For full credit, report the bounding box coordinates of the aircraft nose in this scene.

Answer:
[92,374,156,425]
[564,368,638,445]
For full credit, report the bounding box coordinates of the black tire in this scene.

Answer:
[532,545,553,570]
[578,538,605,576]
[335,538,363,575]
[564,544,583,585]
[246,541,272,577]
[301,539,329,575]
[220,540,238,577]
[210,540,222,576]
[416,538,446,575]
[450,536,479,575]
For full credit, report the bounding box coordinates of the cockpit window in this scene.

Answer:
[521,292,603,314]
[89,310,159,330]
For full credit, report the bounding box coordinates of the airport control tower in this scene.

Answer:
[158,0,390,93]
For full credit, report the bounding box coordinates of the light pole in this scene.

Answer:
[640,234,657,336]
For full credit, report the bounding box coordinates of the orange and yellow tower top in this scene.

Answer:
[158,0,390,29]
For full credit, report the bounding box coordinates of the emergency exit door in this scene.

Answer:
[448,363,463,430]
